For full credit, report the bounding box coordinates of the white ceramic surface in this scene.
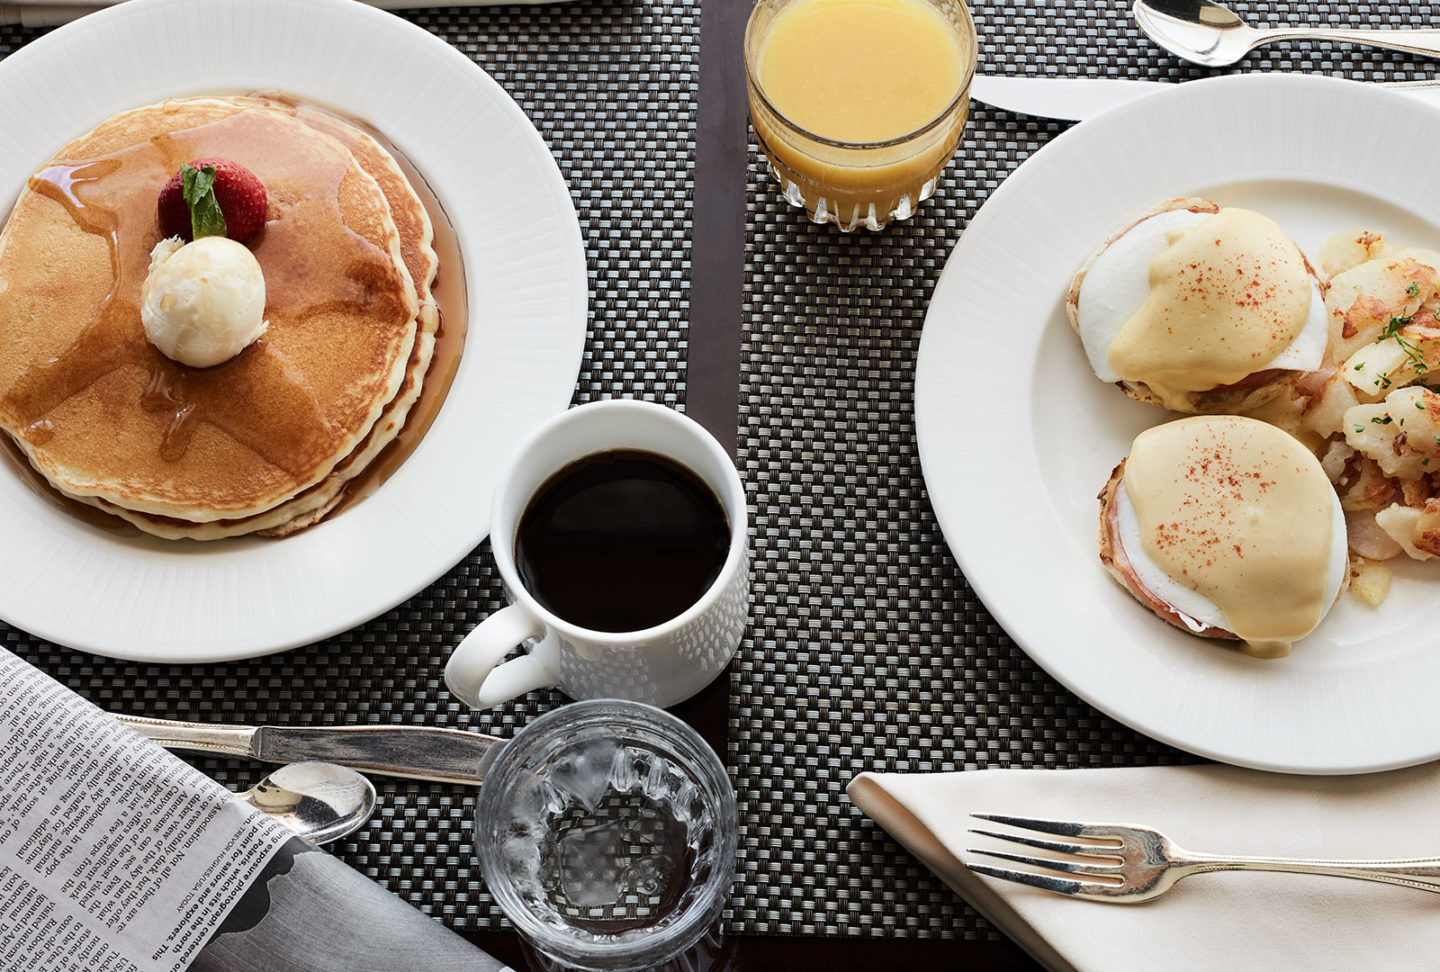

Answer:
[444,401,750,709]
[0,0,587,662]
[916,74,1440,775]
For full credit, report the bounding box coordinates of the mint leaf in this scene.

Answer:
[180,163,227,239]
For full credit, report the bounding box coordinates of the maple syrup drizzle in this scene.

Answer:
[3,108,412,480]
[276,97,468,517]
[0,95,467,533]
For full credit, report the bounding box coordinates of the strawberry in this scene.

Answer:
[157,158,267,245]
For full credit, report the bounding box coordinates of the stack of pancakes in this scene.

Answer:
[0,96,440,539]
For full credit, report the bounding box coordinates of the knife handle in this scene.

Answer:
[115,713,260,758]
[112,713,505,787]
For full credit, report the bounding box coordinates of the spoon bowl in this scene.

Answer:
[238,761,377,845]
[1133,0,1253,68]
[1133,0,1440,68]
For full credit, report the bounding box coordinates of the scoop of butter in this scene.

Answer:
[141,236,267,368]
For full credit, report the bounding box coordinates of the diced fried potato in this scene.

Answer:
[1337,454,1398,511]
[1348,555,1392,606]
[1343,386,1440,479]
[1390,245,1440,284]
[1416,501,1440,557]
[1327,258,1437,362]
[1404,477,1435,507]
[1317,229,1390,280]
[1374,500,1440,560]
[1321,439,1355,483]
[1346,509,1403,559]
[1303,371,1361,437]
[1341,321,1440,396]
[1375,504,1429,559]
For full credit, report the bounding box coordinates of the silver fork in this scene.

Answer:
[967,813,1440,902]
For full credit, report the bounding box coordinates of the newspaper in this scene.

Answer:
[0,649,507,972]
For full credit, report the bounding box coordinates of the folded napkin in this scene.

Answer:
[849,764,1440,972]
[1,0,560,27]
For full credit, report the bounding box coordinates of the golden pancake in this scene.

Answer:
[0,97,419,529]
[90,97,443,539]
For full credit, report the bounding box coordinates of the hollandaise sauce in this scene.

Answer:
[1123,416,1335,658]
[1109,209,1313,404]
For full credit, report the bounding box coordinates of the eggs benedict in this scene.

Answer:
[1069,199,1329,414]
[1098,415,1347,658]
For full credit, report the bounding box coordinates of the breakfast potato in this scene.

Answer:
[1317,229,1390,279]
[1301,370,1362,438]
[1346,510,1404,561]
[1343,386,1440,480]
[1336,454,1397,512]
[1325,257,1438,363]
[1348,555,1393,605]
[1342,321,1440,398]
[1375,501,1440,560]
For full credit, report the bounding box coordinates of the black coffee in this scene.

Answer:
[514,450,731,633]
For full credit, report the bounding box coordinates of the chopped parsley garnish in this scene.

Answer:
[1408,282,1422,298]
[1380,314,1414,340]
[1354,362,1365,371]
[1373,415,1394,425]
[1378,313,1428,374]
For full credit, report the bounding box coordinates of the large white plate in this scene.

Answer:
[917,74,1440,775]
[0,0,587,662]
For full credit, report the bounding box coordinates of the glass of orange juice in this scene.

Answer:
[744,0,976,232]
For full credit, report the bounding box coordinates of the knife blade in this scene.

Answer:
[115,713,504,786]
[970,74,1440,123]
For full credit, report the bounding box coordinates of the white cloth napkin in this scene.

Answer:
[849,763,1440,972]
[0,0,560,26]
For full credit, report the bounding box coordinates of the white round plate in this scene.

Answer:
[917,74,1440,775]
[0,0,586,662]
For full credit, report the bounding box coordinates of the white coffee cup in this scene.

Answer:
[444,399,750,709]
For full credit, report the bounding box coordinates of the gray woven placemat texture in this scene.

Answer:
[1,0,1433,946]
[730,0,1437,940]
[0,0,694,931]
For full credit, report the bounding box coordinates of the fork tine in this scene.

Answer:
[966,862,1103,895]
[969,827,1121,860]
[972,812,1115,841]
[968,847,1121,876]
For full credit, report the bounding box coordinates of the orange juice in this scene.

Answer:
[745,0,975,231]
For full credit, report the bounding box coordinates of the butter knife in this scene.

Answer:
[115,713,504,786]
[971,74,1440,123]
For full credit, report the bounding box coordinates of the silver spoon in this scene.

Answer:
[238,761,377,846]
[1133,0,1440,68]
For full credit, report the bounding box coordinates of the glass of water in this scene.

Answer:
[475,700,738,972]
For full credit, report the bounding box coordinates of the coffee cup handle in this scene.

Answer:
[444,605,557,708]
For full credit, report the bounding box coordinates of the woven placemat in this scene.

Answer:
[729,0,1437,940]
[2,0,1435,945]
[0,0,696,930]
